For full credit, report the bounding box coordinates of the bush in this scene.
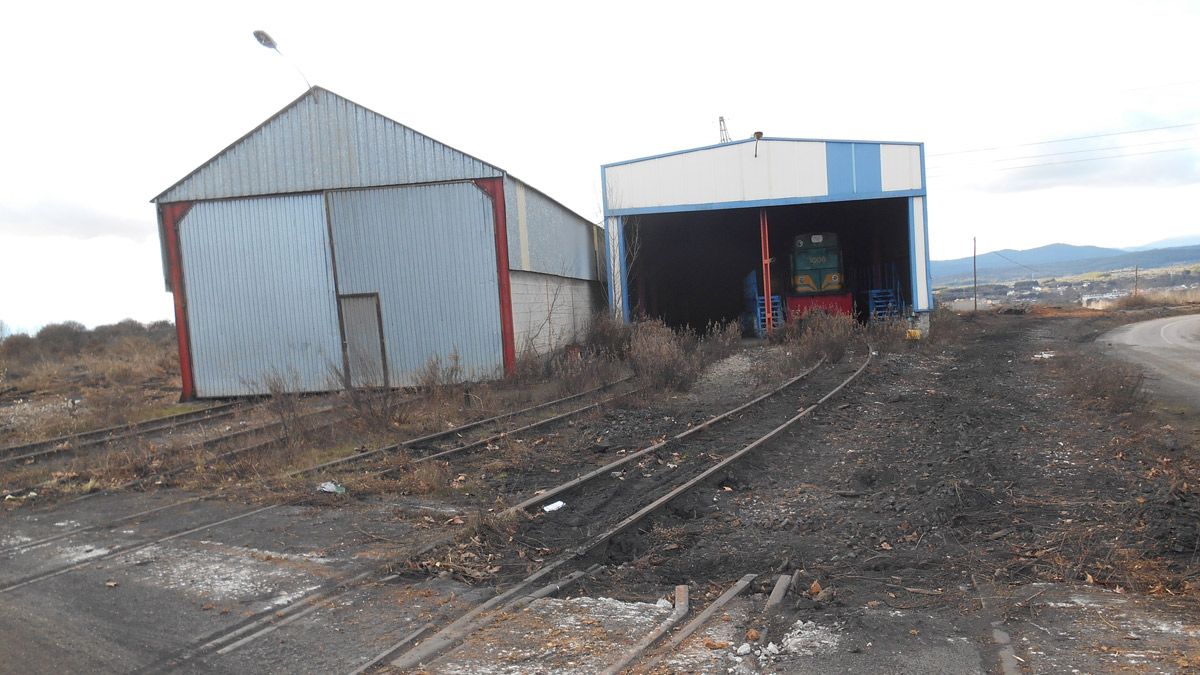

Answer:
[777,310,861,364]
[584,312,633,359]
[629,319,700,390]
[35,321,89,357]
[700,320,743,360]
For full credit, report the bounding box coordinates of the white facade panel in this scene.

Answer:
[912,197,931,311]
[881,144,923,192]
[604,140,828,212]
[510,271,597,355]
[179,195,342,397]
[327,183,505,386]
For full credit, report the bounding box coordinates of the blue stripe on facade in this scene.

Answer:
[853,143,882,194]
[825,143,854,196]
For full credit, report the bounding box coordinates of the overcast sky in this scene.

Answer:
[2,0,1198,333]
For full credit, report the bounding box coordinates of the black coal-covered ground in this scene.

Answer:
[568,312,1200,621]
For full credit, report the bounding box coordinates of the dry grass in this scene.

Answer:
[700,320,743,360]
[1114,288,1200,310]
[780,310,862,364]
[416,349,464,402]
[1056,348,1146,414]
[629,319,701,390]
[584,312,633,359]
[927,306,969,345]
[864,317,910,354]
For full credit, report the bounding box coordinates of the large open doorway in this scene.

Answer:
[624,197,912,331]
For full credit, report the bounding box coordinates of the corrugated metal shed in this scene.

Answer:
[327,183,505,385]
[600,137,931,321]
[155,86,602,399]
[179,195,342,397]
[154,88,503,204]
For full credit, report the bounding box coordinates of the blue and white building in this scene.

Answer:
[600,137,930,328]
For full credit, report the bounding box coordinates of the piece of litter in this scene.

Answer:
[318,481,347,494]
[105,580,119,588]
[543,501,566,512]
[1032,351,1056,359]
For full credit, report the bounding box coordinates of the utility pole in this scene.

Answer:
[973,236,978,312]
[1134,265,1139,296]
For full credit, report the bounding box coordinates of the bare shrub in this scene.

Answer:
[629,319,700,390]
[417,349,463,400]
[865,317,910,354]
[585,312,633,359]
[397,459,452,495]
[928,306,967,345]
[790,310,861,363]
[262,372,308,443]
[701,320,743,360]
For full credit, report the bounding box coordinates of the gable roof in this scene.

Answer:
[153,87,503,203]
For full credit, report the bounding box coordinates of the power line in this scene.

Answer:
[927,145,1194,178]
[996,146,1191,171]
[929,121,1200,157]
[929,135,1200,168]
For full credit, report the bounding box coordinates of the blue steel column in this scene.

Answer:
[617,216,631,321]
[908,197,918,315]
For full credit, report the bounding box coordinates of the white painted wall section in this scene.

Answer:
[912,196,931,311]
[881,144,923,192]
[510,272,597,354]
[605,140,828,211]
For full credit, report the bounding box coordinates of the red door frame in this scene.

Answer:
[160,201,197,401]
[473,178,517,377]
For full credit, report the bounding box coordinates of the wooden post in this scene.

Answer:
[973,236,978,312]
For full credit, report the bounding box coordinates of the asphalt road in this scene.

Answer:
[1103,313,1200,408]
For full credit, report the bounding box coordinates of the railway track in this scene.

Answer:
[0,401,246,465]
[381,352,870,672]
[152,354,858,673]
[0,377,634,582]
[1,354,869,674]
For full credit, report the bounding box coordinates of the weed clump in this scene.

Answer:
[629,319,700,390]
[584,312,633,359]
[777,310,861,364]
[417,349,464,401]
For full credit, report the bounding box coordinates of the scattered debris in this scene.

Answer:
[542,500,566,512]
[317,481,346,494]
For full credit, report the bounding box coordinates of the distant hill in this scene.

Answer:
[932,243,1124,282]
[1124,234,1200,251]
[932,243,1200,286]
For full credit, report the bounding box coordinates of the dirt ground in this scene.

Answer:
[3,307,1200,673]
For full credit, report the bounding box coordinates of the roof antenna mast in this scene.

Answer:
[253,30,313,91]
[719,116,731,143]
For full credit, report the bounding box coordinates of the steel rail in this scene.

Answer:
[502,357,826,516]
[636,574,758,673]
[1,379,630,563]
[0,401,244,464]
[389,353,870,671]
[283,376,632,478]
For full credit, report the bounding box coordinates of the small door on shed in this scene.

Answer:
[339,294,388,388]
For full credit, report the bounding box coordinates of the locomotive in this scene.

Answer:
[785,232,854,318]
